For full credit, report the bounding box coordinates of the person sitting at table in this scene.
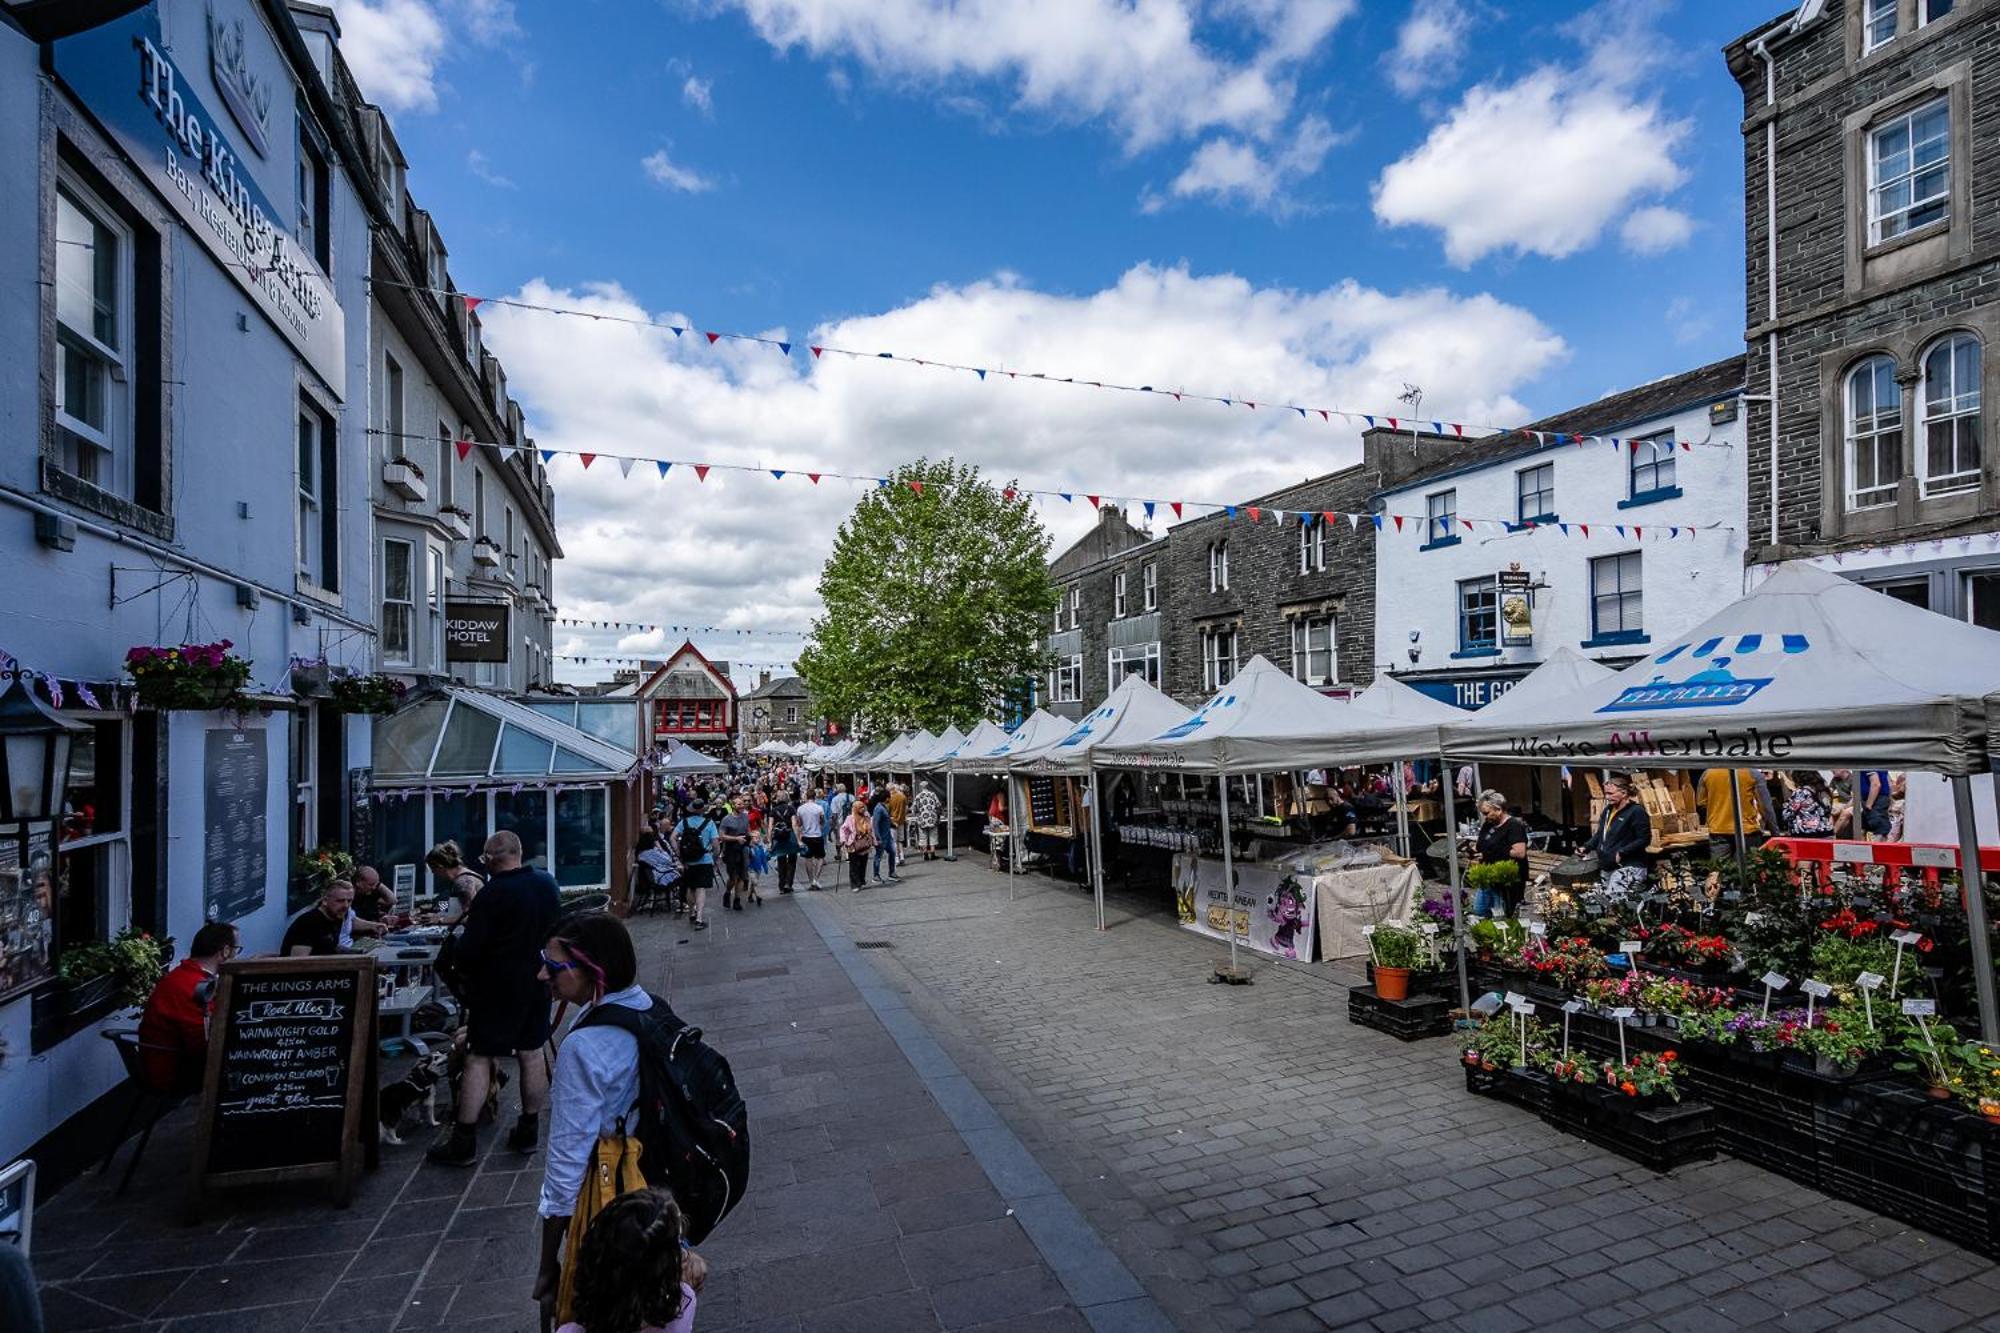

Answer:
[1585,775,1652,897]
[341,865,394,946]
[1471,791,1530,919]
[137,921,239,1093]
[282,881,355,956]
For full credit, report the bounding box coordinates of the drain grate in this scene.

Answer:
[854,940,894,950]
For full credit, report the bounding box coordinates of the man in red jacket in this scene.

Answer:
[136,922,239,1094]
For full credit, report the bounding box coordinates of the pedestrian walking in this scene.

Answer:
[887,781,908,866]
[840,797,875,892]
[870,793,899,884]
[769,787,800,894]
[718,799,755,910]
[796,788,828,890]
[429,830,559,1166]
[674,805,719,930]
[910,780,942,861]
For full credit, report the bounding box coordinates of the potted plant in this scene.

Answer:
[1600,1049,1682,1110]
[1371,925,1422,1001]
[290,656,335,698]
[1465,860,1520,914]
[57,927,173,1012]
[329,672,408,715]
[125,640,253,710]
[296,844,357,892]
[1892,1018,1960,1098]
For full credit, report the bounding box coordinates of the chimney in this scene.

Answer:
[758,670,771,690]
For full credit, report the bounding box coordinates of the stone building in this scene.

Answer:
[743,672,816,749]
[1726,0,1999,622]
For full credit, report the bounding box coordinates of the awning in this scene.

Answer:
[1460,646,1617,724]
[1012,674,1192,775]
[658,740,729,776]
[1092,656,1360,774]
[963,710,1071,773]
[944,720,1015,773]
[907,725,966,769]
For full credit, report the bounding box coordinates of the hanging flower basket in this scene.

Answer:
[290,659,335,698]
[328,672,409,715]
[124,641,253,711]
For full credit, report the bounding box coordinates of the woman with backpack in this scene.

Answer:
[839,797,875,892]
[672,806,718,931]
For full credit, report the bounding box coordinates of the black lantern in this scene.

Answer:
[0,666,86,823]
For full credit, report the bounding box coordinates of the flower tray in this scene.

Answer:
[1463,1062,1554,1115]
[1543,1089,1716,1174]
[1814,1083,1999,1258]
[1349,986,1453,1042]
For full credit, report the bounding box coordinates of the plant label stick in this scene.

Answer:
[1800,978,1832,1025]
[1609,1006,1635,1063]
[1760,971,1790,1018]
[1562,998,1584,1057]
[1362,923,1378,968]
[1619,940,1643,974]
[1856,971,1885,1029]
[1889,930,1921,995]
[1527,920,1547,937]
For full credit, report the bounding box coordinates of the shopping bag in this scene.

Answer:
[556,1129,648,1324]
[749,843,770,875]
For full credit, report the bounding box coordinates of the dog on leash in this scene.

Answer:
[378,1050,451,1145]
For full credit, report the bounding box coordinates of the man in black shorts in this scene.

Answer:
[429,830,560,1164]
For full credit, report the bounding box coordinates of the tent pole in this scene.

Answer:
[1219,773,1244,981]
[1444,778,1471,1017]
[1951,775,1999,1045]
[1393,763,1411,858]
[1728,772,1750,890]
[1089,768,1106,932]
[943,769,957,861]
[1008,773,1017,902]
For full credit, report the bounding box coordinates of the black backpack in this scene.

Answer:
[576,995,749,1245]
[675,817,710,868]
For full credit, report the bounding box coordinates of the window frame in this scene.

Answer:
[296,392,339,592]
[1108,641,1162,689]
[1844,354,1904,512]
[54,174,135,499]
[1456,576,1498,655]
[1209,540,1229,592]
[297,118,332,272]
[1867,97,1950,245]
[383,350,405,460]
[1298,516,1326,573]
[1588,551,1645,643]
[1863,0,1898,50]
[1067,586,1080,630]
[428,543,448,666]
[1113,570,1126,618]
[1628,431,1677,500]
[1142,561,1158,611]
[1918,332,1982,498]
[382,538,415,665]
[1289,615,1335,688]
[1515,462,1556,525]
[1425,489,1459,548]
[1201,628,1238,689]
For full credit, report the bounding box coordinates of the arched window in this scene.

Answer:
[1845,355,1902,511]
[1920,333,1982,496]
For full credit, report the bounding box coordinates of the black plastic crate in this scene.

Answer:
[1348,986,1453,1041]
[1463,1061,1555,1114]
[1545,1086,1716,1173]
[1814,1084,1997,1257]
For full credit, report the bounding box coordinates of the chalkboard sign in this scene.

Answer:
[189,956,376,1210]
[203,728,268,923]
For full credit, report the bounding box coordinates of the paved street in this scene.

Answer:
[29,853,2000,1332]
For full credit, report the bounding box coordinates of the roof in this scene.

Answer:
[373,688,640,785]
[743,674,810,700]
[1377,355,1746,498]
[632,641,740,701]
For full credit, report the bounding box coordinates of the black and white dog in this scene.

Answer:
[377,1050,451,1145]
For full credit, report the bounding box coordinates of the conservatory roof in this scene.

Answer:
[374,688,642,786]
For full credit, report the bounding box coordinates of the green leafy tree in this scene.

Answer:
[799,458,1055,733]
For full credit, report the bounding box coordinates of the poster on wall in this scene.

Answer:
[204,728,268,923]
[1172,853,1318,962]
[0,825,56,1003]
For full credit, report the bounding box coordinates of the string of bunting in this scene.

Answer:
[557,618,810,637]
[378,278,1730,455]
[0,650,114,710]
[369,781,603,803]
[557,654,799,669]
[370,427,1733,539]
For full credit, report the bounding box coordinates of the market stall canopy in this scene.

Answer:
[889,729,939,768]
[657,740,728,776]
[908,725,966,769]
[944,720,1016,773]
[1093,656,1358,774]
[374,688,641,786]
[967,710,1072,772]
[1441,562,2000,774]
[1018,675,1192,774]
[1316,673,1465,765]
[1461,646,1617,724]
[814,738,857,767]
[872,731,920,767]
[841,736,894,771]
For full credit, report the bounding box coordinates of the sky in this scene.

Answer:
[325,0,1771,688]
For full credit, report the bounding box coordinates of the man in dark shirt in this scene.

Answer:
[429,830,560,1165]
[281,882,354,957]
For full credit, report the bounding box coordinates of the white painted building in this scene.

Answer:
[1374,357,1749,709]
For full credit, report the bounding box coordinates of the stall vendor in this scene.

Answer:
[1472,791,1530,918]
[1586,775,1652,896]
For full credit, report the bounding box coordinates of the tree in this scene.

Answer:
[798,458,1055,733]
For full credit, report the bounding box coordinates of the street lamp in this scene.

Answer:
[0,666,86,823]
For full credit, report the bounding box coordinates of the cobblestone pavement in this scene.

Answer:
[822,856,2000,1333]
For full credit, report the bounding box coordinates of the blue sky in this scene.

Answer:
[327,0,1773,678]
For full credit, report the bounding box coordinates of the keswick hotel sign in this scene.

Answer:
[55,4,345,395]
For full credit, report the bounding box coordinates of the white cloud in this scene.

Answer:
[466,149,517,189]
[328,0,449,112]
[1620,205,1695,255]
[1159,114,1342,213]
[475,264,1567,684]
[451,0,520,42]
[682,74,714,115]
[1371,0,1691,265]
[1386,0,1475,97]
[710,0,1353,151]
[642,149,716,193]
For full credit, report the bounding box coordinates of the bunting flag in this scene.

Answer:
[694,465,710,481]
[1087,495,1101,508]
[580,453,596,469]
[463,295,482,313]
[657,461,672,479]
[1142,501,1155,520]
[772,469,786,480]
[540,449,556,464]
[455,439,474,461]
[617,457,635,478]
[1170,502,1183,518]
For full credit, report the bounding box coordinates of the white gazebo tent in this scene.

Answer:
[1012,675,1193,930]
[1443,562,2000,1040]
[1094,656,1363,978]
[941,720,1015,861]
[962,710,1075,900]
[657,739,728,778]
[865,731,918,782]
[1341,674,1467,857]
[908,726,964,770]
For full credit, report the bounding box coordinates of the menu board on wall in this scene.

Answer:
[0,821,57,1003]
[203,728,268,923]
[189,956,376,1209]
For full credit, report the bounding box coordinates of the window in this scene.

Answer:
[297,396,337,589]
[466,312,483,368]
[55,179,133,497]
[1590,552,1644,640]
[1966,570,2000,631]
[1049,654,1083,703]
[1864,0,1897,49]
[785,705,799,724]
[1426,489,1457,544]
[1922,0,1956,23]
[1516,463,1555,523]
[383,540,414,664]
[475,470,487,540]
[1068,586,1080,630]
[1298,517,1325,573]
[1868,99,1949,244]
[1201,628,1238,689]
[1868,576,1931,610]
[1142,561,1158,611]
[1109,642,1162,688]
[1053,601,1063,634]
[436,420,455,508]
[428,544,447,665]
[1290,616,1335,687]
[1209,540,1229,591]
[1630,432,1676,498]
[505,506,517,574]
[1113,571,1127,618]
[1457,577,1497,653]
[1920,333,1981,496]
[297,122,330,270]
[1846,355,1903,510]
[383,352,405,459]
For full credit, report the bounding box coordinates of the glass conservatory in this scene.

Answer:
[371,690,642,897]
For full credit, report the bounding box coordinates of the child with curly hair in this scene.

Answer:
[558,1187,705,1333]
